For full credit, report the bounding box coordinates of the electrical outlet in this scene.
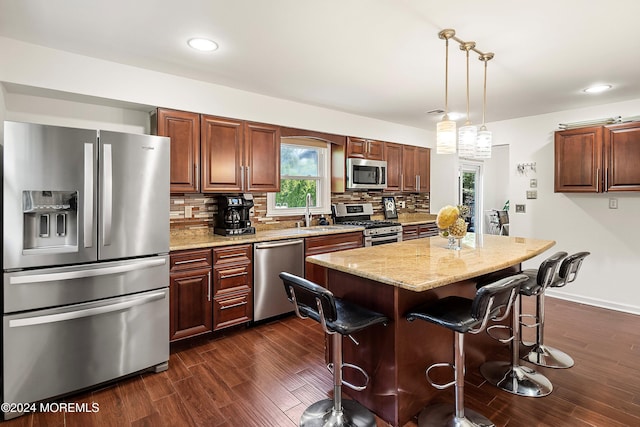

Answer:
[609,198,618,209]
[184,206,193,218]
[515,204,526,213]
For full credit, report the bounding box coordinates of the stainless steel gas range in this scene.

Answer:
[332,203,403,246]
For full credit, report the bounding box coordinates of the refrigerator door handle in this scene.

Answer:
[9,257,167,285]
[8,290,167,328]
[84,143,94,248]
[102,143,113,246]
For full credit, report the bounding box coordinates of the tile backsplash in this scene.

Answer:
[170,191,430,232]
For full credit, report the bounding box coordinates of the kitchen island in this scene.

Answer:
[306,233,555,426]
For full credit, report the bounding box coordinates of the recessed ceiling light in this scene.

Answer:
[187,38,218,52]
[584,84,612,94]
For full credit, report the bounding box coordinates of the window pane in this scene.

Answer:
[275,179,317,209]
[281,145,319,177]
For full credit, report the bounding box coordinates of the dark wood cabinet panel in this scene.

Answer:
[201,115,244,192]
[154,108,200,193]
[402,225,419,240]
[245,122,281,192]
[417,147,431,193]
[347,137,384,160]
[554,126,602,192]
[213,244,253,328]
[170,249,213,342]
[305,232,363,285]
[402,222,437,241]
[169,268,212,341]
[384,142,403,191]
[604,122,640,191]
[555,122,640,193]
[213,291,252,331]
[401,145,418,192]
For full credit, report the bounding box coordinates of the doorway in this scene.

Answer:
[459,162,483,233]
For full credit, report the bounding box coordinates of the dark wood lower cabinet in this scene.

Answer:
[213,244,253,330]
[169,269,212,341]
[402,222,438,240]
[169,249,213,342]
[304,232,363,285]
[170,245,253,341]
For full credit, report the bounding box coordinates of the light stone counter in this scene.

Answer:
[306,233,555,292]
[170,225,364,251]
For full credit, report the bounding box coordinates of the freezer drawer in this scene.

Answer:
[2,288,169,414]
[4,255,169,313]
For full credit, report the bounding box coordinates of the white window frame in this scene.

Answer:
[267,140,332,217]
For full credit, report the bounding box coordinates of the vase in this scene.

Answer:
[447,235,461,250]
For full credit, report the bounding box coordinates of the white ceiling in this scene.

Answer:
[1,0,640,129]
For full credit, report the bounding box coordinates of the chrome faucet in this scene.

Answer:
[305,193,312,227]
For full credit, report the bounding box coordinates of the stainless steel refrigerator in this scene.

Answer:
[2,121,170,419]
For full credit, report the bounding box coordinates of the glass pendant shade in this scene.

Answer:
[475,126,492,159]
[437,118,457,154]
[458,124,477,158]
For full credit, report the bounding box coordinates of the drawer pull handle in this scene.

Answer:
[218,253,246,259]
[220,271,248,279]
[175,258,208,265]
[220,300,247,310]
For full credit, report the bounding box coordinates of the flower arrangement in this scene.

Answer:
[436,205,470,238]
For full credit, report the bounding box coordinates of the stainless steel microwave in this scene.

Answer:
[346,158,387,190]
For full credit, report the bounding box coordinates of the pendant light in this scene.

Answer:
[458,41,476,158]
[436,29,457,154]
[475,52,494,159]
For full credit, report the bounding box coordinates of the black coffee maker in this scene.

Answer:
[214,195,256,236]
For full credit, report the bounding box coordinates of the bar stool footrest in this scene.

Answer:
[327,362,370,391]
[486,324,514,344]
[417,403,495,427]
[300,398,376,427]
[522,344,575,369]
[480,360,552,397]
[425,362,455,390]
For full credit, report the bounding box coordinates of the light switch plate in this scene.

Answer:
[526,190,537,199]
[184,206,193,218]
[530,179,537,188]
[515,204,526,213]
[609,198,618,209]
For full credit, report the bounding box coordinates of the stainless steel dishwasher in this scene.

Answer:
[253,239,304,322]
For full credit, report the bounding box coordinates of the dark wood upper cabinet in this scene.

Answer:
[604,122,640,191]
[155,108,280,194]
[245,122,281,192]
[154,108,200,193]
[384,142,403,191]
[555,122,640,193]
[201,115,244,192]
[400,145,430,193]
[347,137,384,160]
[554,126,603,192]
[417,147,431,193]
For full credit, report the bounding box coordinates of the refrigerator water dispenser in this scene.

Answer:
[22,190,79,253]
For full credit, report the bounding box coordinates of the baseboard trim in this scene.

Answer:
[546,290,640,316]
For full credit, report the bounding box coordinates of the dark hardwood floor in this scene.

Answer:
[3,297,639,427]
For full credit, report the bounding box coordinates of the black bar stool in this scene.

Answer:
[521,251,590,368]
[406,274,528,427]
[480,251,566,398]
[279,272,388,427]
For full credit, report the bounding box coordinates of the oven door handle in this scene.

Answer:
[8,290,167,328]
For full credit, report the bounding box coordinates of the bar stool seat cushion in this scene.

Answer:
[406,296,478,334]
[519,269,542,296]
[298,298,388,336]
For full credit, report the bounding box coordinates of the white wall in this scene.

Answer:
[0,84,6,145]
[2,36,639,314]
[491,99,640,315]
[482,145,510,229]
[0,36,431,147]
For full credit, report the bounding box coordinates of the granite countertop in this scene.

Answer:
[170,225,364,251]
[170,213,436,251]
[305,233,555,292]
